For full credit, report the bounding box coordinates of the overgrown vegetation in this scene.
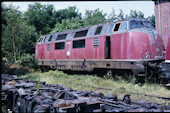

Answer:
[2,57,36,76]
[19,70,170,105]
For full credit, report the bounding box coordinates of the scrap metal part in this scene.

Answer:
[1,73,170,112]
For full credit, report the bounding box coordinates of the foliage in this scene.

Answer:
[55,6,82,24]
[84,8,107,26]
[2,4,38,65]
[50,17,85,33]
[117,9,125,20]
[24,4,81,35]
[148,14,155,28]
[128,10,145,19]
[107,9,146,22]
[16,53,37,69]
[24,2,57,35]
[107,8,117,22]
[51,8,107,33]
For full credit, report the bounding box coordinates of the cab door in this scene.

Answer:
[41,36,46,59]
[41,44,44,59]
[106,36,111,59]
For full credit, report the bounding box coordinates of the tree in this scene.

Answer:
[107,8,117,22]
[84,8,107,26]
[24,2,57,35]
[148,14,155,28]
[2,4,38,65]
[117,9,125,20]
[50,8,107,33]
[55,6,82,24]
[50,17,84,33]
[129,10,145,19]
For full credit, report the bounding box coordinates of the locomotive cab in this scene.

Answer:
[128,18,165,60]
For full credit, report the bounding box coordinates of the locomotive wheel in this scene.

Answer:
[14,97,20,113]
[19,98,26,113]
[14,96,26,113]
[5,91,14,110]
[32,103,38,113]
[41,66,49,72]
[93,68,107,77]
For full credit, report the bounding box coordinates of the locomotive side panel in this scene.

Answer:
[50,43,55,59]
[54,42,67,59]
[110,32,131,59]
[35,44,40,60]
[87,36,105,59]
[131,32,151,59]
[36,44,44,60]
[43,43,53,59]
[110,31,152,60]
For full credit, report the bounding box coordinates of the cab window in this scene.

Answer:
[107,23,114,33]
[113,23,121,31]
[43,37,46,42]
[38,37,44,43]
[118,22,127,31]
[48,35,53,42]
[143,21,154,29]
[130,20,145,29]
[38,38,42,43]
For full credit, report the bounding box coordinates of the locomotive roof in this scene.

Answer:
[39,18,149,43]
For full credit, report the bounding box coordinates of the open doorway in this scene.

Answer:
[106,36,111,59]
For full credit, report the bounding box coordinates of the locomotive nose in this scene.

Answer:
[147,28,158,41]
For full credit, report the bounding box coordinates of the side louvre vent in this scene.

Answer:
[93,37,99,47]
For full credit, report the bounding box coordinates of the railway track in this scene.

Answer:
[1,73,170,112]
[67,82,170,100]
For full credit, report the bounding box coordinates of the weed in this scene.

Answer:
[130,76,137,84]
[19,70,170,104]
[35,76,41,93]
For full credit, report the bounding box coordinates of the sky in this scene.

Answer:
[2,1,155,18]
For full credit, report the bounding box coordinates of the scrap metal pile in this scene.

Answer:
[1,73,170,112]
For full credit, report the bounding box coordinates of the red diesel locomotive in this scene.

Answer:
[35,18,166,78]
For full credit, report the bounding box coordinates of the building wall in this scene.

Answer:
[155,0,170,47]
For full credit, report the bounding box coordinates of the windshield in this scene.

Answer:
[143,21,154,29]
[130,20,144,29]
[130,20,154,29]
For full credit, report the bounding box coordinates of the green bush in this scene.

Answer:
[16,53,37,69]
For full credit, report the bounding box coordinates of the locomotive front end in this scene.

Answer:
[128,19,165,79]
[129,19,165,60]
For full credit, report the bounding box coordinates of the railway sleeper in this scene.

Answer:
[1,73,170,112]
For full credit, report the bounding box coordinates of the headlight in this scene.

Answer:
[145,52,150,59]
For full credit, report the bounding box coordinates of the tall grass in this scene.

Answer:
[19,70,170,104]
